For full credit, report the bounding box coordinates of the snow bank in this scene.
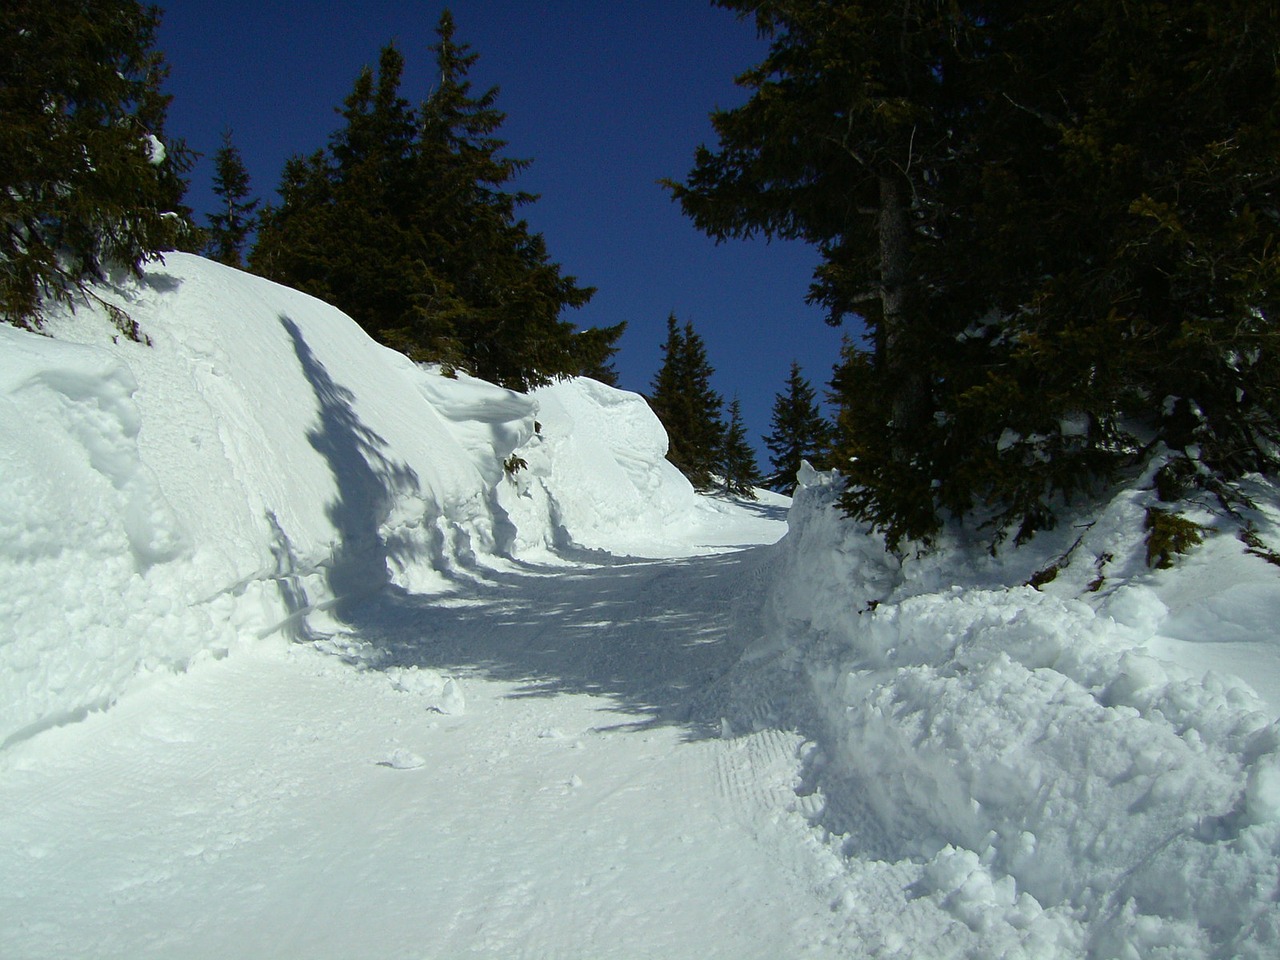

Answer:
[501,377,782,557]
[0,253,720,747]
[504,376,695,553]
[751,466,1280,958]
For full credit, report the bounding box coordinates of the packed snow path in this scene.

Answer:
[1,543,861,960]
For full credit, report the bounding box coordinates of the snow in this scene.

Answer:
[725,466,1280,957]
[143,134,166,166]
[0,254,765,750]
[2,253,1279,958]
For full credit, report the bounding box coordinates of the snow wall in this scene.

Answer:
[754,464,1280,957]
[0,253,715,748]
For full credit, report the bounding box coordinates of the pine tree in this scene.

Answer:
[648,314,725,490]
[665,1,974,446]
[250,12,615,391]
[251,44,419,346]
[676,0,1280,548]
[571,323,626,387]
[665,0,982,543]
[205,129,258,268]
[763,361,830,494]
[944,0,1280,534]
[1,0,193,331]
[721,397,761,498]
[406,11,608,389]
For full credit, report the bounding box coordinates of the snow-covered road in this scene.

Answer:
[10,254,1280,958]
[1,545,858,960]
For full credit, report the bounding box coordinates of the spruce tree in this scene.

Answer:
[648,315,687,438]
[721,397,761,498]
[676,0,1280,548]
[648,314,725,490]
[665,1,972,459]
[406,11,611,389]
[250,12,616,391]
[252,44,419,346]
[1,0,193,330]
[572,323,625,387]
[763,361,830,494]
[205,129,258,268]
[940,0,1280,535]
[666,0,981,543]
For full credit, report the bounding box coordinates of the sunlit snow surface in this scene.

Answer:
[2,254,1279,958]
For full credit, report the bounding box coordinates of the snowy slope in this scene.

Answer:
[716,464,1280,958]
[0,253,762,749]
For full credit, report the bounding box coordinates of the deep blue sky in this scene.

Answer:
[157,1,856,458]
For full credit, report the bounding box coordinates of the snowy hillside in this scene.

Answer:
[4,252,1280,958]
[0,253,774,749]
[716,465,1280,957]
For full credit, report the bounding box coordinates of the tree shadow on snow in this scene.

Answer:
[335,547,774,740]
[280,315,426,623]
[280,311,779,740]
[704,492,791,524]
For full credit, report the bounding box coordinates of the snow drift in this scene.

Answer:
[742,463,1280,957]
[0,253,760,748]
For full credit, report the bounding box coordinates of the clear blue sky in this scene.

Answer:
[157,1,856,459]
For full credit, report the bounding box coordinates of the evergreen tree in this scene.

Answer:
[675,1,1280,548]
[666,0,981,544]
[648,315,687,443]
[1,0,193,331]
[763,361,830,493]
[252,44,419,345]
[404,11,615,389]
[648,314,725,490]
[250,11,616,391]
[666,1,972,463]
[571,323,625,387]
[934,0,1280,542]
[721,397,761,498]
[205,129,258,268]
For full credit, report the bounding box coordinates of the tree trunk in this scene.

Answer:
[878,174,928,461]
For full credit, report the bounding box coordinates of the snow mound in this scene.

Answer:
[0,253,769,747]
[502,377,786,557]
[741,466,1280,958]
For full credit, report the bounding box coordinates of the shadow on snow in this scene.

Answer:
[280,313,775,739]
[704,491,791,524]
[341,547,772,740]
[280,314,424,622]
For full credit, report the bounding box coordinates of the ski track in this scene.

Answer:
[0,543,864,960]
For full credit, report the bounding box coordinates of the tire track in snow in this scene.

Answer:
[712,726,805,825]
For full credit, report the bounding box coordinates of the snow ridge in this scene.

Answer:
[747,467,1280,957]
[0,253,750,748]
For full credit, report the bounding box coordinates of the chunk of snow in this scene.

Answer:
[1244,753,1280,824]
[436,678,465,716]
[380,748,425,770]
[144,134,165,165]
